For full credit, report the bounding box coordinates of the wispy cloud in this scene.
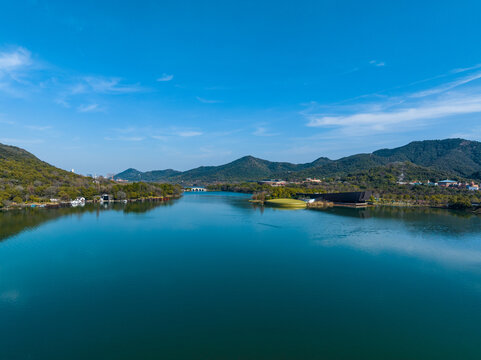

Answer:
[151,135,169,141]
[83,76,142,94]
[157,73,174,82]
[0,47,34,97]
[253,127,280,137]
[177,131,203,137]
[304,64,481,136]
[105,136,145,142]
[452,63,481,74]
[109,126,203,140]
[196,96,222,104]
[77,103,102,113]
[410,70,481,98]
[0,138,44,145]
[24,125,52,131]
[54,97,70,108]
[307,94,481,131]
[0,118,15,125]
[369,60,385,67]
[0,47,31,73]
[0,45,145,110]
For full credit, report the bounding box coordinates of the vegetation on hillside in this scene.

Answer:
[0,143,181,208]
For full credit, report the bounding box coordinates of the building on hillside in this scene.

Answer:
[467,182,480,191]
[258,180,287,187]
[304,178,322,184]
[438,180,458,188]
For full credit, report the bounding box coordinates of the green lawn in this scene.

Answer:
[264,198,307,209]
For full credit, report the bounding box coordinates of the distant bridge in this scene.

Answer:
[189,187,207,192]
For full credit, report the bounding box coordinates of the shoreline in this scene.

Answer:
[0,195,181,211]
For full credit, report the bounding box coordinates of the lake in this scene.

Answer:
[1,192,481,359]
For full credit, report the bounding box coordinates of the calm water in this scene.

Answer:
[1,192,481,359]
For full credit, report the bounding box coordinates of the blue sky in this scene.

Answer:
[1,0,481,174]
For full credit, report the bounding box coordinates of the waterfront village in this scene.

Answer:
[256,178,481,191]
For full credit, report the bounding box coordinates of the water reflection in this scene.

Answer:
[316,229,481,269]
[211,194,481,269]
[309,207,481,270]
[0,200,178,243]
[322,206,481,236]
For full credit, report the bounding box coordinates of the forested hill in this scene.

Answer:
[115,139,481,183]
[0,143,181,207]
[372,139,481,176]
[0,143,41,161]
[0,143,86,188]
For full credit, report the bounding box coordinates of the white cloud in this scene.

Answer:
[0,138,44,145]
[304,64,481,136]
[307,95,481,130]
[105,136,145,141]
[0,118,15,125]
[151,135,169,141]
[77,103,102,113]
[24,125,52,131]
[83,76,142,94]
[110,127,204,140]
[177,131,203,137]
[0,47,34,97]
[451,63,481,74]
[410,71,481,98]
[253,127,280,137]
[0,47,31,73]
[369,60,385,67]
[157,73,174,82]
[196,96,222,104]
[54,97,70,108]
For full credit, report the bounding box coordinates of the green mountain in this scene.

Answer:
[0,143,99,206]
[115,139,481,183]
[171,156,311,182]
[372,139,481,178]
[0,143,181,206]
[0,143,87,188]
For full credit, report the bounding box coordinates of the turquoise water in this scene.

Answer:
[1,192,481,359]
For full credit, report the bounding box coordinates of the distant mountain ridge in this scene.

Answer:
[116,168,182,182]
[114,138,481,183]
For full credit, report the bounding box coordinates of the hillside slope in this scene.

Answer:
[0,143,181,206]
[0,143,87,188]
[372,139,481,177]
